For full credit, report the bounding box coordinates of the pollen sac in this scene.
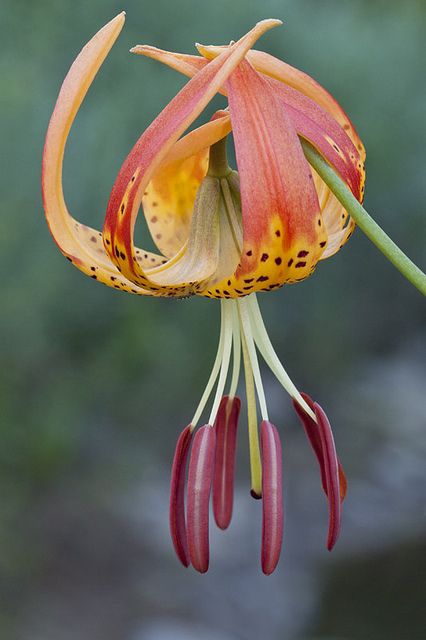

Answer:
[169,424,193,567]
[186,424,216,573]
[260,420,284,575]
[292,393,346,550]
[213,395,241,530]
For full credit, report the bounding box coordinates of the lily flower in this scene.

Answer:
[42,13,365,574]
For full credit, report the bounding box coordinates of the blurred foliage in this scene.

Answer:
[0,0,425,638]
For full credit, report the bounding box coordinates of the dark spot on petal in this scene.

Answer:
[151,216,158,223]
[244,278,254,283]
[256,275,269,282]
[275,257,282,265]
[287,258,294,267]
[297,250,309,257]
[275,230,281,237]
[261,253,269,262]
[295,261,306,268]
[246,250,252,256]
[320,241,327,247]
[120,252,126,260]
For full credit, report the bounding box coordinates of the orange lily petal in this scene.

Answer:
[143,148,209,259]
[142,110,232,260]
[134,45,365,204]
[41,13,162,296]
[162,111,231,167]
[202,59,325,298]
[197,45,365,159]
[103,20,282,297]
[196,44,364,201]
[265,76,364,200]
[131,45,207,76]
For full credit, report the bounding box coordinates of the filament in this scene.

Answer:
[238,299,269,421]
[247,294,316,421]
[208,300,234,425]
[228,303,241,398]
[191,301,227,428]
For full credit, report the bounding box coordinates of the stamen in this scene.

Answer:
[208,300,234,425]
[313,402,343,551]
[237,299,269,421]
[213,395,241,530]
[246,294,316,421]
[261,420,284,575]
[293,392,347,502]
[191,301,226,427]
[228,305,241,398]
[169,425,193,567]
[186,424,216,573]
[293,394,344,550]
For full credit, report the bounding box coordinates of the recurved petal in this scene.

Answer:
[41,13,161,296]
[170,425,193,567]
[244,49,366,162]
[186,424,216,573]
[161,111,231,167]
[265,76,364,200]
[224,59,326,292]
[103,19,282,297]
[261,420,284,575]
[131,45,208,76]
[197,44,365,161]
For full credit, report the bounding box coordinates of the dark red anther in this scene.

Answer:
[213,395,241,530]
[293,393,345,550]
[293,393,347,501]
[186,424,216,573]
[260,420,283,575]
[169,424,193,567]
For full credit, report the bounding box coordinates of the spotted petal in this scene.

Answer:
[41,13,164,296]
[103,20,282,297]
[143,111,232,260]
[221,59,326,292]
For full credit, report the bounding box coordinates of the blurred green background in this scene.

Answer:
[1,0,425,639]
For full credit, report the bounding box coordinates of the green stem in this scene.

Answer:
[301,139,426,296]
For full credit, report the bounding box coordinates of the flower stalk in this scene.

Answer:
[301,140,426,296]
